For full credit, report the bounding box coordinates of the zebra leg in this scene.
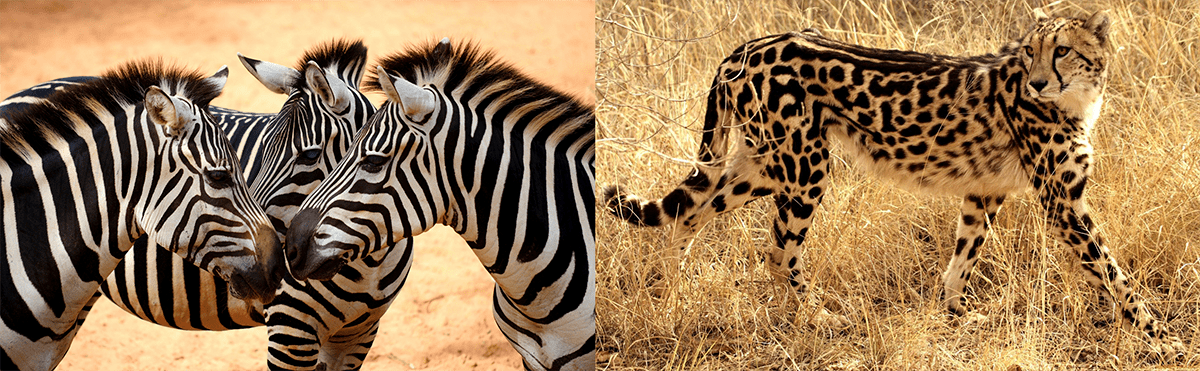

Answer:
[941,194,1004,321]
[491,285,595,371]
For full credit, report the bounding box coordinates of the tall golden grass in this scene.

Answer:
[595,0,1200,369]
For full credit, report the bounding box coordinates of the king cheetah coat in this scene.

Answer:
[605,11,1183,354]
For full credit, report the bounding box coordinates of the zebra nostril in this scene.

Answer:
[1029,80,1048,92]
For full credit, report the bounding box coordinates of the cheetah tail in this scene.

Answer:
[603,185,665,227]
[603,77,735,228]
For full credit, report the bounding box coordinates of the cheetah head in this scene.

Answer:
[1017,10,1110,112]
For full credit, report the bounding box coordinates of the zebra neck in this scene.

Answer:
[0,106,150,344]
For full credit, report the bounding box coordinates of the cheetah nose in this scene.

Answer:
[1029,80,1048,92]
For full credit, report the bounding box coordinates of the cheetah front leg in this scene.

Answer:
[942,194,1005,322]
[1036,151,1184,357]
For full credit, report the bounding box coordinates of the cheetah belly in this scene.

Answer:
[827,124,1030,197]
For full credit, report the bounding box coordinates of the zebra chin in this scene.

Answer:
[213,225,285,303]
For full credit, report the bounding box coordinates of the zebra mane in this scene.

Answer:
[292,39,369,89]
[365,39,594,130]
[0,60,222,150]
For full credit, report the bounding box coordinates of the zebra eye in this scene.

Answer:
[296,148,322,165]
[206,169,232,188]
[1055,46,1071,56]
[1023,46,1034,57]
[360,155,389,172]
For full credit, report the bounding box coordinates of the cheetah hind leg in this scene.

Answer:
[769,188,849,332]
[644,168,784,299]
[940,195,1005,325]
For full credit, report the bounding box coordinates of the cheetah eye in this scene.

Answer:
[1055,46,1071,57]
[1023,46,1034,57]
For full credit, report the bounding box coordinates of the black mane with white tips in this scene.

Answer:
[1,59,222,149]
[366,39,594,132]
[291,39,368,90]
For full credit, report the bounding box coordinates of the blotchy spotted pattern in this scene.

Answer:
[605,12,1184,355]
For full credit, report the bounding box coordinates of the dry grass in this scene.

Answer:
[595,0,1200,369]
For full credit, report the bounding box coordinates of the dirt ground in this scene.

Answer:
[0,1,594,370]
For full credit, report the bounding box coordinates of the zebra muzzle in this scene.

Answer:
[285,208,347,281]
[219,224,284,303]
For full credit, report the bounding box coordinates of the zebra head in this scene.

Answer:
[237,40,375,236]
[138,67,283,302]
[284,61,451,281]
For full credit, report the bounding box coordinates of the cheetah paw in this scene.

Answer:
[960,311,989,325]
[1149,335,1187,361]
[812,308,851,331]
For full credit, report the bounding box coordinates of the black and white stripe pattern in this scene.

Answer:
[0,61,282,371]
[286,39,596,371]
[73,41,411,370]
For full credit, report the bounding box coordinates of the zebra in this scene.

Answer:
[286,39,596,371]
[0,61,283,371]
[83,40,412,370]
[0,77,97,114]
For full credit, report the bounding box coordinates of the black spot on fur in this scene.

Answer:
[829,66,844,82]
[916,111,933,123]
[711,195,727,212]
[683,172,710,190]
[733,182,751,195]
[962,215,977,226]
[763,48,777,64]
[907,142,928,155]
[752,188,773,197]
[799,65,816,79]
[661,189,694,218]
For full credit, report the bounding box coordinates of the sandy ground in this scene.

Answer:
[0,1,594,370]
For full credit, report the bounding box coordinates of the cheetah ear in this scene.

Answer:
[1033,8,1049,22]
[1085,11,1111,44]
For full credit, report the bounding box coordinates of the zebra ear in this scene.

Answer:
[145,86,191,137]
[376,66,434,120]
[433,37,452,57]
[238,53,299,94]
[305,61,353,113]
[204,65,229,92]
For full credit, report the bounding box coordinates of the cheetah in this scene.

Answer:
[604,10,1185,355]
